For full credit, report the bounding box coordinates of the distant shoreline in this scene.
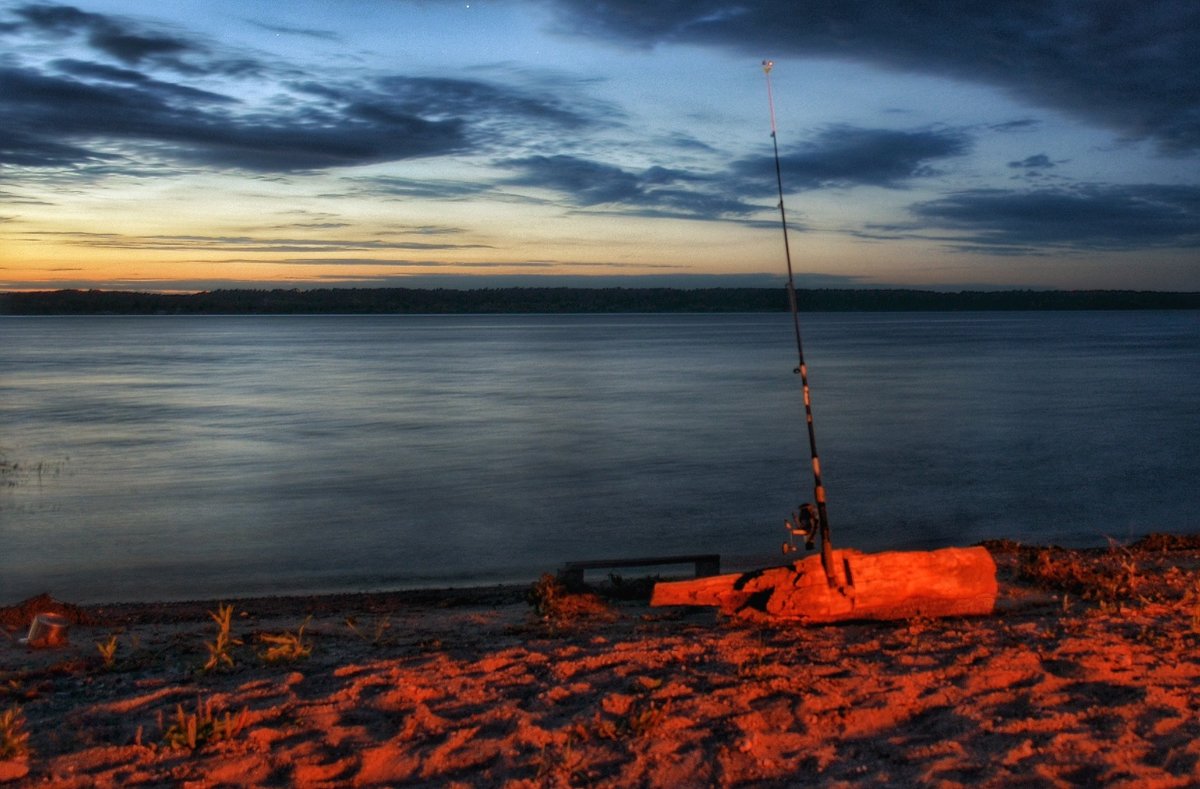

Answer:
[2,286,1200,315]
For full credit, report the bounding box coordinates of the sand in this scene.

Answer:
[2,538,1199,787]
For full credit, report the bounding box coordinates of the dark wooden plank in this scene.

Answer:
[558,554,721,586]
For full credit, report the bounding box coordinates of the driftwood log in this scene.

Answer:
[650,546,997,623]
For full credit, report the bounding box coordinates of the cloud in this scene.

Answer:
[49,58,238,104]
[0,4,615,174]
[989,119,1041,134]
[547,0,1200,153]
[1007,154,1055,170]
[0,189,53,205]
[346,176,495,201]
[732,125,970,192]
[14,3,195,63]
[372,75,603,131]
[503,155,647,204]
[0,64,469,171]
[245,20,341,42]
[9,2,262,76]
[18,231,491,253]
[499,154,759,218]
[494,127,966,219]
[1005,153,1064,181]
[909,184,1200,253]
[0,126,115,168]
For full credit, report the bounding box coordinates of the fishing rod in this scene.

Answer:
[762,60,836,586]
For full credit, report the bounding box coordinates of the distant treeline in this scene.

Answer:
[3,287,1200,315]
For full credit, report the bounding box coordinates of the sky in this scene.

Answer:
[1,0,1199,292]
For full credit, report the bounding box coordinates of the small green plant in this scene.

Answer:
[0,705,30,759]
[161,698,249,750]
[96,635,119,669]
[202,603,242,672]
[259,617,313,664]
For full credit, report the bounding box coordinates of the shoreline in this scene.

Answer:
[3,539,1199,786]
[6,287,1200,316]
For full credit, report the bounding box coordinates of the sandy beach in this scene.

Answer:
[2,537,1199,787]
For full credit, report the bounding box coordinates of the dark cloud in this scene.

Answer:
[733,125,970,192]
[910,184,1200,252]
[547,0,1200,153]
[494,127,966,219]
[1005,153,1063,181]
[246,20,341,42]
[1,3,614,174]
[1008,154,1055,170]
[503,155,645,204]
[0,127,114,167]
[373,76,597,129]
[7,3,278,80]
[0,64,466,170]
[499,154,758,218]
[86,25,193,65]
[50,58,238,103]
[989,119,1041,133]
[14,3,201,65]
[347,176,494,201]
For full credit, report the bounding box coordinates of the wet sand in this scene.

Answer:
[2,539,1199,787]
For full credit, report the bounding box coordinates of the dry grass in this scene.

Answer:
[1017,546,1140,603]
[258,616,313,664]
[160,697,249,751]
[202,603,241,673]
[526,573,616,628]
[95,635,118,669]
[0,705,30,760]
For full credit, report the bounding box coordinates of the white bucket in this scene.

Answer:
[21,612,71,648]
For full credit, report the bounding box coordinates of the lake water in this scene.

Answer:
[2,311,1198,603]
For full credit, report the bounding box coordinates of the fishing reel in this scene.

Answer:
[782,502,819,555]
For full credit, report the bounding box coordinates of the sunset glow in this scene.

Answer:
[2,1,1198,292]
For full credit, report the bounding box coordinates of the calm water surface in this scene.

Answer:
[2,311,1197,602]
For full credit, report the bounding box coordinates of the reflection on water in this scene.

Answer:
[2,311,1197,602]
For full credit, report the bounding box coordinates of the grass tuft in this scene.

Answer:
[161,698,249,751]
[0,706,30,759]
[96,635,119,669]
[1017,546,1141,604]
[202,603,242,673]
[527,574,616,628]
[259,616,313,664]
[345,614,392,645]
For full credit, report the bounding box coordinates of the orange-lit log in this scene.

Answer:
[650,546,997,623]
